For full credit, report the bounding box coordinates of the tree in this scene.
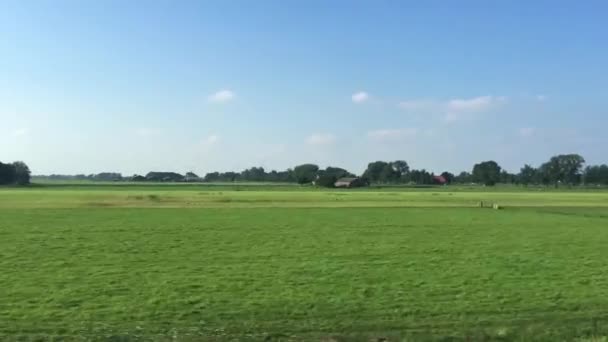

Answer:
[184,172,200,182]
[440,172,454,184]
[391,160,410,181]
[500,170,517,184]
[93,172,122,181]
[293,164,319,184]
[145,172,185,182]
[315,174,337,188]
[453,171,472,184]
[315,166,355,188]
[130,174,146,181]
[241,167,266,182]
[0,162,17,185]
[472,161,501,186]
[539,154,585,186]
[363,161,388,183]
[381,163,400,183]
[222,171,238,182]
[204,172,220,182]
[277,169,295,182]
[584,164,608,185]
[518,164,537,186]
[12,161,31,185]
[409,169,434,184]
[323,167,353,179]
[363,161,401,183]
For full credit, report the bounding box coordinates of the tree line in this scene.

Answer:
[18,153,608,188]
[0,161,31,185]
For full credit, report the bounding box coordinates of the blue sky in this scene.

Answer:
[1,0,607,175]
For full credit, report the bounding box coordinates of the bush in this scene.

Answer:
[315,175,337,188]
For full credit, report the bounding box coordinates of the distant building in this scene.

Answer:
[334,177,366,188]
[433,175,447,185]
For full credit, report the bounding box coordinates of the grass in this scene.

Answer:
[2,185,608,209]
[1,184,608,340]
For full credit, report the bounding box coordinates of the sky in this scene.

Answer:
[1,0,607,175]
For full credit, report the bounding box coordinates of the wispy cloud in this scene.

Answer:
[397,96,506,123]
[444,96,507,123]
[536,94,547,102]
[351,91,369,104]
[208,90,235,103]
[306,133,336,145]
[12,128,28,137]
[447,96,498,113]
[368,128,418,142]
[519,127,535,137]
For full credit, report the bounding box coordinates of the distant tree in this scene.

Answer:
[518,164,537,186]
[130,174,146,181]
[204,172,220,182]
[539,154,585,186]
[472,161,501,186]
[222,171,238,182]
[363,161,388,183]
[293,164,319,184]
[380,164,400,183]
[315,166,355,188]
[0,162,17,185]
[584,164,608,185]
[12,161,31,185]
[265,170,278,182]
[500,170,517,184]
[93,172,123,181]
[391,160,410,182]
[241,167,266,182]
[184,172,200,182]
[453,171,473,184]
[315,174,337,188]
[409,169,434,185]
[277,169,295,182]
[145,172,185,182]
[440,172,454,184]
[363,161,401,183]
[323,166,354,179]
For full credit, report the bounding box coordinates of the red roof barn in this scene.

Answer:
[433,175,447,185]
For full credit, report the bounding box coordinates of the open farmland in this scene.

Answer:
[1,184,608,340]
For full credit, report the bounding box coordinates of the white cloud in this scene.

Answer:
[397,96,506,122]
[208,90,235,103]
[519,127,535,137]
[444,96,507,123]
[368,128,418,141]
[12,128,28,137]
[351,91,369,104]
[447,96,496,113]
[536,94,547,102]
[306,133,336,145]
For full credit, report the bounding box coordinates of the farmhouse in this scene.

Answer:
[433,175,447,185]
[334,177,366,188]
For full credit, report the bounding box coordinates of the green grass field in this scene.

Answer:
[1,184,608,341]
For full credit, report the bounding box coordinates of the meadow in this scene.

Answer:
[1,184,608,341]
